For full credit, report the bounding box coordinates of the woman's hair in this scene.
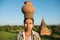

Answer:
[24,18,34,24]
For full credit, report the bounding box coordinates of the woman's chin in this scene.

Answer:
[25,29,32,31]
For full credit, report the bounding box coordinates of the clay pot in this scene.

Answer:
[21,1,35,18]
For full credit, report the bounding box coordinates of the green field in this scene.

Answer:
[0,31,50,40]
[0,31,60,40]
[0,31,17,40]
[0,25,60,40]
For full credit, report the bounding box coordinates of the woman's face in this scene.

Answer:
[24,19,34,31]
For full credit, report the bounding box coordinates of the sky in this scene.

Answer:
[0,0,60,25]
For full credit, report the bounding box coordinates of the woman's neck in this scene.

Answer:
[25,30,32,33]
[25,30,32,36]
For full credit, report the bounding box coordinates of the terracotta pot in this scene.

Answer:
[22,1,35,14]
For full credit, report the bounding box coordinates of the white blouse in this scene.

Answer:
[23,31,34,40]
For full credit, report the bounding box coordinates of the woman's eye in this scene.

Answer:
[30,23,32,24]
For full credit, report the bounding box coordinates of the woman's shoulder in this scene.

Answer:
[17,31,23,38]
[33,31,40,37]
[33,31,41,40]
[18,31,23,36]
[33,31,40,36]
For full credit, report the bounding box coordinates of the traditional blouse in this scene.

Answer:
[17,30,41,40]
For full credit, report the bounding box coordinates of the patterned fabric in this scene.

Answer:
[17,30,41,40]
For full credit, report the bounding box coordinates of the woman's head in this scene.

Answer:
[24,18,34,31]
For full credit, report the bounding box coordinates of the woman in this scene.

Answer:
[17,18,41,40]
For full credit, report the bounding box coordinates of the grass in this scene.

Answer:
[0,31,60,40]
[0,31,17,40]
[0,31,50,40]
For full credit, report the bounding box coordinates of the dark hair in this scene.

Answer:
[24,18,34,24]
